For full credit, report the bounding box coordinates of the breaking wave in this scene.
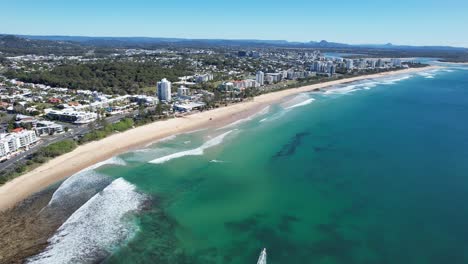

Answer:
[28,178,147,264]
[218,106,270,130]
[143,135,177,148]
[285,98,315,109]
[149,130,234,164]
[325,74,415,95]
[46,157,127,212]
[379,75,412,85]
[417,71,436,79]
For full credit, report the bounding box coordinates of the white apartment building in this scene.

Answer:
[157,78,172,102]
[256,71,265,86]
[194,73,214,83]
[177,86,191,97]
[0,130,39,160]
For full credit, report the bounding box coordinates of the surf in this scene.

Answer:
[28,178,147,264]
[149,130,234,164]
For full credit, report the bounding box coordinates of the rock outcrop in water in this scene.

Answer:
[274,132,311,158]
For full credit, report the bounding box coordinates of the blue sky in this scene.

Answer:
[1,0,468,47]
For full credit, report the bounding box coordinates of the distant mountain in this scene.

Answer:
[11,34,468,51]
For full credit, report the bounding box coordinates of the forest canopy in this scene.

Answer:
[5,60,192,94]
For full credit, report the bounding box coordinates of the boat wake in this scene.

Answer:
[209,159,226,163]
[28,178,147,264]
[149,130,234,164]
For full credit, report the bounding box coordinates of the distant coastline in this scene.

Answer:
[0,65,441,211]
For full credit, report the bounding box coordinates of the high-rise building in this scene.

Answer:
[391,58,402,67]
[157,78,172,102]
[256,71,265,86]
[326,62,336,75]
[376,59,384,68]
[345,59,353,70]
[266,73,282,83]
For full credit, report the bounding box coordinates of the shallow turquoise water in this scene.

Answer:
[97,67,468,264]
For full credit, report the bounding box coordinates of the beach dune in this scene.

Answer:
[0,66,440,211]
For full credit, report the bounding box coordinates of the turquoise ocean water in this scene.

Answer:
[30,65,468,264]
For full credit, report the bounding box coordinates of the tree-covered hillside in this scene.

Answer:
[5,61,193,94]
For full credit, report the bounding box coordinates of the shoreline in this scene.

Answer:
[0,65,440,211]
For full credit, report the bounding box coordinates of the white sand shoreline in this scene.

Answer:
[0,66,441,211]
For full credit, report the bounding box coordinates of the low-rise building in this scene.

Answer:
[177,86,191,97]
[0,130,39,160]
[173,102,206,112]
[35,121,64,136]
[46,109,97,124]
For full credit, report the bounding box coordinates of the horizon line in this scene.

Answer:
[2,33,467,49]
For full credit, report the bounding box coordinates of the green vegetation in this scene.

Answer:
[79,118,134,144]
[6,60,193,94]
[0,139,77,185]
[35,139,77,159]
[0,35,87,56]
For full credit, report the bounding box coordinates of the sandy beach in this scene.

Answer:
[0,66,440,211]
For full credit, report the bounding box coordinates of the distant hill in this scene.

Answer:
[15,34,468,51]
[0,35,87,56]
[1,34,467,62]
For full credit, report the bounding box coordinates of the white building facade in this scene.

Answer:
[0,130,39,160]
[256,71,265,86]
[157,78,172,102]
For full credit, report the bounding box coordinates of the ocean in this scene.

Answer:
[29,65,468,264]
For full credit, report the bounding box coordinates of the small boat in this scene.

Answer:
[257,248,267,264]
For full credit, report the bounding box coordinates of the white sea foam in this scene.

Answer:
[259,108,289,123]
[47,157,127,207]
[324,74,415,95]
[149,130,234,164]
[218,106,270,130]
[380,75,412,85]
[28,178,147,264]
[324,85,360,95]
[417,72,436,79]
[284,98,315,109]
[209,159,226,163]
[81,156,126,173]
[143,135,177,148]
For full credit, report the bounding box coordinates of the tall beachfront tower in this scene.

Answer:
[157,78,172,102]
[256,71,264,86]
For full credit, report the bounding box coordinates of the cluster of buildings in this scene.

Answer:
[0,129,38,161]
[342,58,403,71]
[156,78,209,112]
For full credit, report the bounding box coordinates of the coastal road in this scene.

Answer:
[0,113,129,174]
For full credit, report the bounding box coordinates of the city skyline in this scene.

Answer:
[1,0,468,48]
